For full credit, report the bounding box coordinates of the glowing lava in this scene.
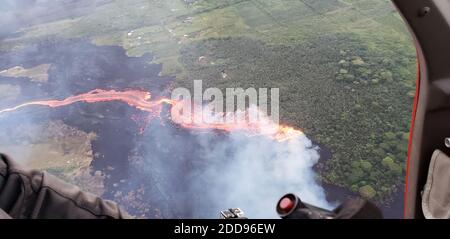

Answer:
[0,89,303,142]
[172,106,303,142]
[0,89,174,114]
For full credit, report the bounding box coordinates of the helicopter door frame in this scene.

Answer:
[392,0,450,218]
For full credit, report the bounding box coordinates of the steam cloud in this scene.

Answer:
[131,107,334,219]
[194,131,332,218]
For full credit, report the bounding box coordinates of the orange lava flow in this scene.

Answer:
[0,89,303,142]
[0,89,176,114]
[173,111,303,142]
[181,122,303,142]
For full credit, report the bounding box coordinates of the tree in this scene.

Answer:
[352,57,365,66]
[381,156,403,176]
[384,132,396,140]
[349,166,364,184]
[382,156,394,167]
[360,160,372,171]
[359,185,377,199]
[379,70,393,82]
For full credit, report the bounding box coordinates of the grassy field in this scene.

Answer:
[1,0,417,201]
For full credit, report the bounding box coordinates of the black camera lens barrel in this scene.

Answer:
[276,193,335,219]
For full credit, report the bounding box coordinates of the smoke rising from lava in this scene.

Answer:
[189,129,331,218]
[0,89,334,218]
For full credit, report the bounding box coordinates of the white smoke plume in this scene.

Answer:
[190,130,333,218]
[133,104,335,218]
